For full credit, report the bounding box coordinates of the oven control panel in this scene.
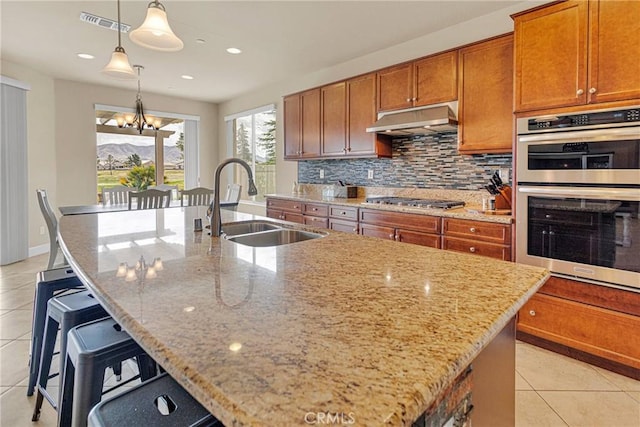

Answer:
[527,108,640,131]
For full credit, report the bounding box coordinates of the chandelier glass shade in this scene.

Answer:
[129,1,184,52]
[101,0,136,79]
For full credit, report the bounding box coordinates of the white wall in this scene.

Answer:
[217,4,524,198]
[1,60,219,252]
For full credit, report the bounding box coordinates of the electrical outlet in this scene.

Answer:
[319,169,325,179]
[499,168,510,184]
[368,170,374,180]
[40,226,45,235]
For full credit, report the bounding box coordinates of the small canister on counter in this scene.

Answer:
[488,196,496,210]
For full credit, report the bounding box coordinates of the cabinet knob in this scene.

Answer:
[469,247,476,253]
[545,214,552,219]
[294,205,299,209]
[312,207,317,211]
[589,87,597,94]
[406,98,411,102]
[341,211,346,215]
[412,97,417,102]
[576,89,584,95]
[389,233,395,239]
[346,147,351,152]
[470,227,476,233]
[529,310,536,316]
[353,227,358,232]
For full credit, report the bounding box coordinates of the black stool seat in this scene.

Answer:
[59,317,157,427]
[88,372,220,427]
[28,267,84,396]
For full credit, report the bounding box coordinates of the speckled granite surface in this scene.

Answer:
[58,207,546,426]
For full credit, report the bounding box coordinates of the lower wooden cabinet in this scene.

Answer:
[328,205,359,234]
[517,276,640,378]
[442,218,511,260]
[266,198,304,224]
[359,209,441,249]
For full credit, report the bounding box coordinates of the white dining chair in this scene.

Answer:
[128,189,172,210]
[102,186,134,206]
[179,187,214,207]
[36,189,67,269]
[148,184,179,200]
[225,184,242,203]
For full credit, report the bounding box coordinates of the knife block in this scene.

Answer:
[495,186,512,209]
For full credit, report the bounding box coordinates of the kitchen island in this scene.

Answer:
[58,207,548,426]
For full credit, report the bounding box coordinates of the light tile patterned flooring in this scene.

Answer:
[1,254,639,426]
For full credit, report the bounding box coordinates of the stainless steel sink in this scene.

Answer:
[226,228,324,247]
[221,221,282,237]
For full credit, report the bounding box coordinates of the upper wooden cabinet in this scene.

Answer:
[513,0,640,112]
[377,50,458,112]
[458,34,514,154]
[284,89,321,159]
[285,73,392,160]
[321,82,347,157]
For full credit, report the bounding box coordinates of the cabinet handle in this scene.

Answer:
[294,205,299,209]
[469,247,476,253]
[406,98,411,102]
[577,89,584,95]
[389,233,395,239]
[589,87,597,94]
[529,310,536,316]
[412,97,417,102]
[353,227,358,232]
[312,207,317,211]
[545,214,552,219]
[470,227,476,233]
[346,147,351,152]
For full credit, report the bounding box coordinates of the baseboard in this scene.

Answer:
[29,244,49,258]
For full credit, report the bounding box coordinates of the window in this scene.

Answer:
[226,105,276,203]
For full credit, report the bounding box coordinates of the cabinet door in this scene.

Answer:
[347,73,377,156]
[414,50,458,107]
[514,0,589,112]
[377,63,413,112]
[301,89,321,158]
[283,94,301,158]
[359,223,395,240]
[588,0,640,103]
[458,35,514,154]
[442,237,511,261]
[329,218,359,234]
[396,229,440,248]
[321,82,347,156]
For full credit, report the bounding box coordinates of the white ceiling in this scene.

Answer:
[2,1,533,104]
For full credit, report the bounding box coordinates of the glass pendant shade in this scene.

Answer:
[102,47,137,79]
[129,3,184,52]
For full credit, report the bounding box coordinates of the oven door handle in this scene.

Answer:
[517,126,640,144]
[518,186,640,201]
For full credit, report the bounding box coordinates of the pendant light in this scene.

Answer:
[102,0,136,79]
[129,1,184,52]
[120,65,157,134]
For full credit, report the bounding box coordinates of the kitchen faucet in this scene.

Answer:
[211,158,258,237]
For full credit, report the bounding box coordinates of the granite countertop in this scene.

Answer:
[58,207,546,426]
[267,193,513,224]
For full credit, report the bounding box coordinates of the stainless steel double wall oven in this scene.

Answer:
[516,106,640,291]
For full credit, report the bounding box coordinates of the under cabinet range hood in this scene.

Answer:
[366,104,458,136]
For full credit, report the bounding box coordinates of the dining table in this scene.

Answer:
[57,206,548,426]
[59,201,238,216]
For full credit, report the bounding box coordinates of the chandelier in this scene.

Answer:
[116,65,159,134]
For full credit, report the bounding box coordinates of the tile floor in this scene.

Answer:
[1,254,639,426]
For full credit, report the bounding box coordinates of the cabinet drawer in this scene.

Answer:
[266,198,302,213]
[360,209,441,234]
[266,209,303,224]
[442,218,511,244]
[329,205,359,221]
[302,203,328,217]
[518,293,640,369]
[303,215,329,228]
[329,218,359,234]
[442,237,511,261]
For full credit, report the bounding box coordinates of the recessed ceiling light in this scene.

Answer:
[195,38,206,44]
[226,47,242,54]
[181,75,194,80]
[77,53,95,59]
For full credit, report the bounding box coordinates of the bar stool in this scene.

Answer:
[88,373,220,427]
[32,290,109,422]
[58,317,158,427]
[28,267,84,396]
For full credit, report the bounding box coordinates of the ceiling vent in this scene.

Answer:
[80,12,131,33]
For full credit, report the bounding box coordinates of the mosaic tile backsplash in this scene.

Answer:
[298,134,512,190]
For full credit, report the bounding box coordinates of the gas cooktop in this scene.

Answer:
[364,196,465,210]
